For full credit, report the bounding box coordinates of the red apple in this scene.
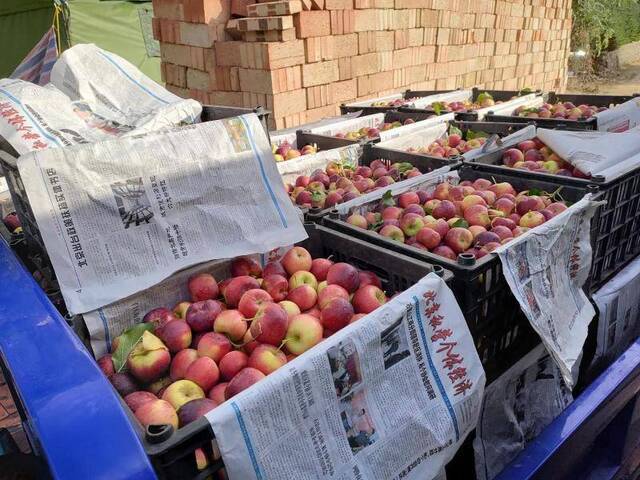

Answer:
[125,391,158,412]
[170,348,199,380]
[326,262,360,293]
[238,289,273,318]
[263,261,287,278]
[262,275,289,302]
[162,380,205,410]
[352,285,386,314]
[157,319,192,353]
[197,332,232,363]
[97,354,115,378]
[287,284,318,311]
[225,368,266,399]
[110,372,139,397]
[358,271,382,289]
[317,283,349,308]
[146,376,171,396]
[310,258,333,281]
[185,356,220,392]
[135,399,178,430]
[320,298,354,331]
[208,382,228,406]
[250,303,289,346]
[445,227,473,254]
[281,247,313,275]
[143,308,178,329]
[213,309,247,342]
[230,256,262,278]
[188,273,219,302]
[416,227,441,249]
[127,332,171,383]
[224,276,261,307]
[219,351,249,381]
[241,329,259,355]
[279,300,301,320]
[289,270,318,291]
[178,398,218,427]
[173,301,191,319]
[248,344,287,375]
[185,299,224,332]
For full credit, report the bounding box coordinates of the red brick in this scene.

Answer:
[294,11,331,37]
[248,0,303,16]
[238,16,295,32]
[239,66,302,93]
[301,60,339,87]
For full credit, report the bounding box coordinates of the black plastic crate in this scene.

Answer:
[400,87,544,121]
[468,142,640,292]
[299,143,462,223]
[296,110,443,149]
[322,165,598,382]
[484,93,640,130]
[201,105,271,140]
[106,222,451,479]
[339,89,459,115]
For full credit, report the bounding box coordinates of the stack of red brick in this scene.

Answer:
[152,0,572,130]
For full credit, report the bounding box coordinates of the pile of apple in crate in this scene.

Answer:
[98,250,386,430]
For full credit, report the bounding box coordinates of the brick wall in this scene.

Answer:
[152,0,572,130]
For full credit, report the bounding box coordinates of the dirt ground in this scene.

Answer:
[567,61,640,95]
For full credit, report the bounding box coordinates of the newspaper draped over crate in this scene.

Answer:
[473,344,573,480]
[536,127,640,181]
[377,114,454,142]
[494,196,604,388]
[589,255,640,373]
[0,44,201,155]
[595,97,640,132]
[207,273,486,480]
[18,114,306,314]
[277,144,361,186]
[310,113,385,137]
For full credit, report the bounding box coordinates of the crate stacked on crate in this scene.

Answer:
[323,165,599,382]
[484,92,640,130]
[339,88,460,115]
[93,223,451,479]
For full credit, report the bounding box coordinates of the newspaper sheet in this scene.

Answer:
[411,90,473,109]
[473,344,573,480]
[494,196,603,388]
[0,44,201,155]
[590,255,640,371]
[377,114,453,142]
[536,127,640,180]
[18,114,306,314]
[277,144,361,185]
[207,272,485,480]
[595,97,640,132]
[270,113,364,148]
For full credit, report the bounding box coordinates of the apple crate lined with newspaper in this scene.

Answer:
[89,223,452,479]
[0,105,270,297]
[322,164,600,382]
[399,88,544,122]
[466,127,640,292]
[339,88,461,115]
[484,92,640,130]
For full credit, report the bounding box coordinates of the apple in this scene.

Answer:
[352,285,386,314]
[248,344,287,375]
[464,205,491,227]
[208,382,229,405]
[347,214,368,229]
[262,275,289,302]
[125,391,158,412]
[146,376,172,396]
[135,399,178,430]
[110,372,139,397]
[250,303,289,346]
[170,348,199,380]
[279,300,301,319]
[219,351,249,381]
[97,354,115,378]
[143,308,178,329]
[445,227,473,254]
[380,224,405,242]
[475,231,501,246]
[287,284,318,311]
[289,271,318,291]
[349,313,367,324]
[241,329,259,355]
[433,200,456,220]
[214,309,247,342]
[432,245,457,260]
[185,356,220,392]
[162,380,205,410]
[520,211,545,228]
[225,368,266,399]
[264,261,287,279]
[127,331,171,383]
[157,319,192,353]
[320,298,354,331]
[281,247,313,275]
[310,258,333,282]
[197,332,232,363]
[398,191,420,208]
[178,398,218,427]
[285,314,323,355]
[400,213,425,237]
[184,295,221,331]
[173,301,191,319]
[358,271,382,289]
[491,225,513,241]
[327,262,360,293]
[468,225,487,239]
[224,276,261,307]
[238,289,273,318]
[230,256,262,278]
[188,273,219,302]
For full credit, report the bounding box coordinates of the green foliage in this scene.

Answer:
[572,0,640,61]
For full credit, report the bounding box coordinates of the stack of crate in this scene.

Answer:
[152,0,573,130]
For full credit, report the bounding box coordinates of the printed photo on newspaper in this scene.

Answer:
[207,273,486,480]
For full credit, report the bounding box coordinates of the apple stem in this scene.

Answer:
[277,338,289,352]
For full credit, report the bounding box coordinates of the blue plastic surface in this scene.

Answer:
[496,339,640,480]
[0,239,157,480]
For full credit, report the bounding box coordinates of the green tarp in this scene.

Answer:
[0,0,55,77]
[68,0,161,82]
